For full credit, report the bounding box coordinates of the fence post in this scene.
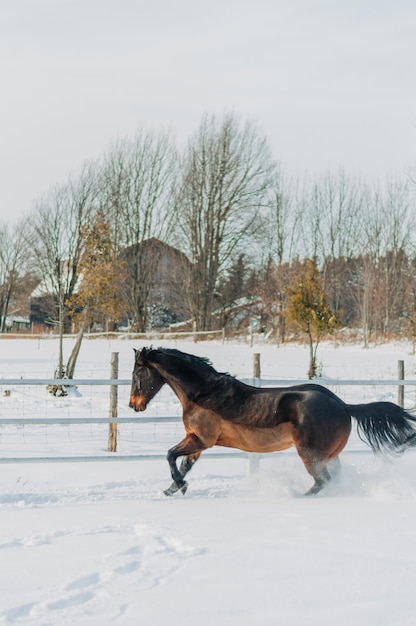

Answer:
[398,360,404,408]
[108,352,119,452]
[253,352,261,379]
[249,353,261,476]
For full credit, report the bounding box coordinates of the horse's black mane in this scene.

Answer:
[158,347,215,370]
[146,347,225,379]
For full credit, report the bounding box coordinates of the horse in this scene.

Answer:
[129,346,416,496]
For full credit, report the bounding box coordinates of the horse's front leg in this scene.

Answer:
[179,451,202,479]
[165,434,205,496]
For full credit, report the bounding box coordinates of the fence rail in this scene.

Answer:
[1,375,415,430]
[0,451,250,465]
[0,416,179,425]
[1,377,416,387]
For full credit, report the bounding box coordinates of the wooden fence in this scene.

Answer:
[0,354,413,467]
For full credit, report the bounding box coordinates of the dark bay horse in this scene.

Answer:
[129,346,416,496]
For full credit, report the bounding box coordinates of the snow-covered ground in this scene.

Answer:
[1,336,416,625]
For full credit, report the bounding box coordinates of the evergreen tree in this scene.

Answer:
[65,210,125,378]
[286,259,339,378]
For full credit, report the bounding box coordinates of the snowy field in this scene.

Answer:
[1,336,416,625]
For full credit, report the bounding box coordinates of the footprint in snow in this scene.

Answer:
[0,522,204,624]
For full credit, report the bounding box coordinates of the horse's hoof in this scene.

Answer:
[164,481,188,496]
[304,482,325,496]
[164,483,177,496]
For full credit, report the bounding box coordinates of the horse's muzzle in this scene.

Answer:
[129,394,147,412]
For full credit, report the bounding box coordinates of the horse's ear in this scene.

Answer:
[133,347,147,355]
[135,346,148,365]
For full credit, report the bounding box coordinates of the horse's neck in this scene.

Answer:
[151,359,198,407]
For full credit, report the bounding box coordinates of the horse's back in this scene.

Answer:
[279,382,346,404]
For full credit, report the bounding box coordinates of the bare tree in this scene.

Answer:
[175,112,274,331]
[308,170,365,316]
[100,129,178,330]
[260,166,304,341]
[0,219,28,332]
[379,177,414,336]
[349,178,414,345]
[28,162,98,384]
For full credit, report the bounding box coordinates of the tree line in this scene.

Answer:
[1,111,416,349]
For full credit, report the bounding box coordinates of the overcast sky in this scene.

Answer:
[1,0,415,223]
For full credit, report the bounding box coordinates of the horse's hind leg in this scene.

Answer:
[298,449,332,496]
[328,456,341,479]
[296,406,351,495]
[302,454,345,495]
[165,434,205,496]
[304,464,331,496]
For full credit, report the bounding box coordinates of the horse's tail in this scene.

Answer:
[346,402,416,455]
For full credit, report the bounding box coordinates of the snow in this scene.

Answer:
[1,337,416,625]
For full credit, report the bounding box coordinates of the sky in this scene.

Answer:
[1,0,416,223]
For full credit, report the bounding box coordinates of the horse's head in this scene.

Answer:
[129,347,165,412]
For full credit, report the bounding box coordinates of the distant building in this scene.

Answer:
[5,316,31,332]
[30,239,192,331]
[120,238,192,329]
[29,260,82,330]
